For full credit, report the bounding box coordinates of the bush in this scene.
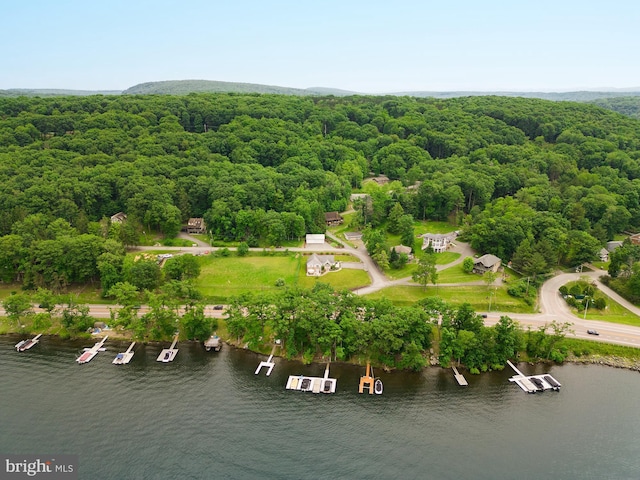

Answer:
[237,242,249,257]
[594,297,607,310]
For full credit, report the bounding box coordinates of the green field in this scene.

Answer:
[573,297,640,326]
[195,253,371,300]
[437,264,480,284]
[384,251,462,281]
[365,285,534,313]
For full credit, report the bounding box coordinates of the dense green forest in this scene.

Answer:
[2,93,640,293]
[588,96,640,119]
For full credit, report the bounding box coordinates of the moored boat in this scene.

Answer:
[204,334,222,352]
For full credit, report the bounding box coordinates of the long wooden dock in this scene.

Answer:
[452,366,468,386]
[286,363,337,394]
[15,334,42,352]
[507,360,561,393]
[112,341,136,365]
[76,336,108,364]
[157,335,179,363]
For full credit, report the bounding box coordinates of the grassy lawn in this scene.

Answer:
[413,220,458,235]
[365,285,534,313]
[195,255,302,299]
[571,298,640,326]
[438,264,479,283]
[297,268,370,291]
[384,251,462,281]
[195,253,371,300]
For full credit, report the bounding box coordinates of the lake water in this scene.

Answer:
[1,335,639,479]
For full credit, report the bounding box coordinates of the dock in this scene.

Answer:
[157,335,179,363]
[507,360,561,393]
[15,334,42,352]
[76,336,108,364]
[359,362,375,394]
[452,366,468,386]
[255,345,278,376]
[112,342,136,365]
[286,363,337,394]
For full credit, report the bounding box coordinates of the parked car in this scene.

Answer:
[213,305,224,310]
[587,329,600,335]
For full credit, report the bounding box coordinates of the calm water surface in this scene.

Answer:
[1,335,639,479]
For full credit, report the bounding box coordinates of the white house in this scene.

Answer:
[306,254,338,276]
[599,248,609,262]
[421,232,457,253]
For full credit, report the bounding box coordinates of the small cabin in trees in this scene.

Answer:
[184,217,206,234]
[325,212,344,226]
[110,212,127,223]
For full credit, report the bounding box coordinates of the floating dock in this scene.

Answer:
[157,335,179,363]
[15,334,42,352]
[286,363,337,394]
[255,354,276,376]
[507,360,561,393]
[112,342,136,365]
[452,366,468,386]
[76,336,108,364]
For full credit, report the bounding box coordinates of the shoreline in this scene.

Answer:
[4,330,640,374]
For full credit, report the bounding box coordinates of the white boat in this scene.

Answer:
[204,334,222,352]
[374,378,383,395]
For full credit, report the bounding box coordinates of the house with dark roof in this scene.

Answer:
[184,218,206,234]
[325,212,344,226]
[472,254,502,274]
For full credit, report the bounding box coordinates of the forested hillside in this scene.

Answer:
[588,96,640,119]
[1,93,640,290]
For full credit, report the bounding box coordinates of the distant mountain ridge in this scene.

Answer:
[3,79,640,104]
[122,79,358,96]
[0,88,120,97]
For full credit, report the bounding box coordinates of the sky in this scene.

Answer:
[2,0,640,93]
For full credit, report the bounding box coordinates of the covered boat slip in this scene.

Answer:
[286,363,337,394]
[507,360,561,393]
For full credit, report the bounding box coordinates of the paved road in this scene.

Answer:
[13,240,640,348]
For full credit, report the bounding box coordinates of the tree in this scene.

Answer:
[412,255,437,290]
[387,203,405,234]
[164,254,201,281]
[462,257,474,273]
[483,271,498,311]
[398,214,415,250]
[3,293,33,324]
[124,259,162,291]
